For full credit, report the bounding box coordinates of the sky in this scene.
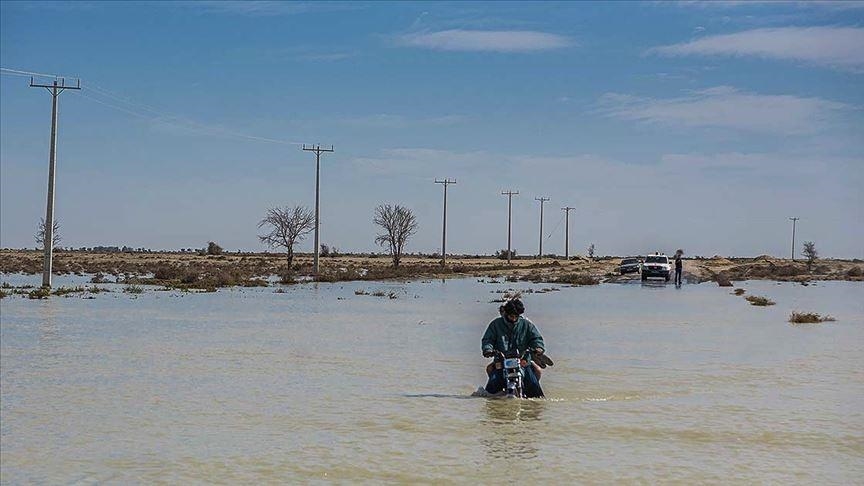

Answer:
[1,1,862,258]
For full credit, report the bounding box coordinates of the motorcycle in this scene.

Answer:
[486,349,553,399]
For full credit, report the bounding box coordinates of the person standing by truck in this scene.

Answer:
[674,249,684,286]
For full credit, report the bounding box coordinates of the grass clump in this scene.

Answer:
[745,295,775,306]
[124,284,144,294]
[789,312,836,324]
[52,286,87,296]
[28,287,51,299]
[733,288,745,296]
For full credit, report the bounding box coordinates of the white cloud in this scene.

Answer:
[596,86,849,135]
[649,26,864,72]
[396,29,572,52]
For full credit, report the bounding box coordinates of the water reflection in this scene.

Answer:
[479,399,545,460]
[640,279,669,289]
[37,301,60,345]
[483,398,545,423]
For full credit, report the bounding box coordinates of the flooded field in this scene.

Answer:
[2,276,863,483]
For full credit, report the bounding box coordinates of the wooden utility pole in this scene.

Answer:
[302,144,334,275]
[435,179,456,266]
[789,217,799,261]
[30,77,80,288]
[562,206,574,260]
[501,191,519,265]
[535,197,550,258]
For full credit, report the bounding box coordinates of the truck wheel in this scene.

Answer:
[665,275,670,282]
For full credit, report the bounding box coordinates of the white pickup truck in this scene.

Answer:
[641,254,671,281]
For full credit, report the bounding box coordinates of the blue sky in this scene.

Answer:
[1,1,862,258]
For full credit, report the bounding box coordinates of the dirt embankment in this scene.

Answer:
[1,250,861,290]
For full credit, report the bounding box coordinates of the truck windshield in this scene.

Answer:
[645,256,667,264]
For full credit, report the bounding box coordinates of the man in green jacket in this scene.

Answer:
[482,298,546,398]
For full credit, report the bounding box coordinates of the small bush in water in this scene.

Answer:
[28,287,50,299]
[745,295,775,306]
[124,284,144,294]
[789,312,835,324]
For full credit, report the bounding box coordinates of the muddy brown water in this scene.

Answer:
[1,275,862,483]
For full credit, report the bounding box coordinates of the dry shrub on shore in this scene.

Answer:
[715,273,733,287]
[745,295,775,306]
[548,273,600,286]
[789,312,835,324]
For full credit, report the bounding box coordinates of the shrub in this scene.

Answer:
[28,287,50,299]
[52,286,87,296]
[495,249,516,260]
[789,312,835,324]
[124,284,144,294]
[733,288,745,296]
[207,242,223,255]
[279,271,295,284]
[745,295,775,306]
[550,273,599,285]
[847,267,862,277]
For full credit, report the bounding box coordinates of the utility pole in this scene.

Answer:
[30,77,80,288]
[302,144,334,276]
[562,206,575,260]
[501,190,519,265]
[535,197,550,258]
[789,217,799,261]
[435,178,456,266]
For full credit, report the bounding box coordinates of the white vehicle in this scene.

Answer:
[641,253,671,281]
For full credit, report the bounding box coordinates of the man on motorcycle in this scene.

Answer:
[482,298,546,398]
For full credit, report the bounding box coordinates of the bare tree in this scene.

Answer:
[35,218,61,249]
[373,204,418,268]
[587,243,595,260]
[258,206,315,268]
[802,241,817,271]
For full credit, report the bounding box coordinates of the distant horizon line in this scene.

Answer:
[1,247,860,261]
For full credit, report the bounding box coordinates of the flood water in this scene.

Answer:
[2,275,863,484]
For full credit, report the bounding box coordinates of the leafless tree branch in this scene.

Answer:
[258,205,314,267]
[373,204,418,268]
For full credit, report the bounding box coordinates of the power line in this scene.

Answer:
[29,77,81,288]
[561,207,575,260]
[434,178,456,267]
[545,212,565,239]
[535,196,550,258]
[789,217,800,261]
[4,67,302,147]
[303,144,334,276]
[1,67,66,78]
[501,190,518,265]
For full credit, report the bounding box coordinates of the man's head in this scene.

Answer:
[502,298,525,322]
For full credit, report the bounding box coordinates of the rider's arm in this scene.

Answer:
[525,319,546,353]
[481,321,497,355]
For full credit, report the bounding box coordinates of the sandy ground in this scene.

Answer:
[1,250,861,287]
